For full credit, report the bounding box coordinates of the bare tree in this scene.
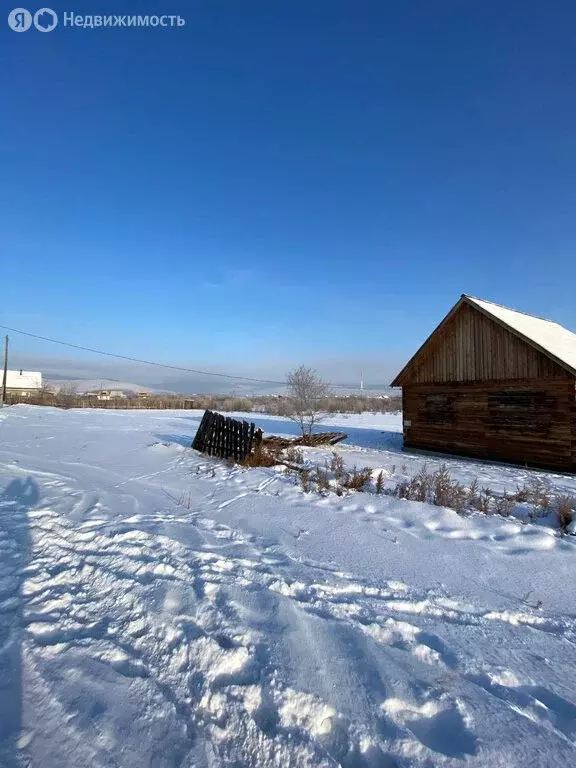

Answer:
[282,366,331,437]
[57,383,78,408]
[39,382,55,404]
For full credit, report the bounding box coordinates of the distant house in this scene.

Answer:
[391,295,576,472]
[5,370,42,397]
[96,390,127,401]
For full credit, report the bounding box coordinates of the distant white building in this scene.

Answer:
[5,370,42,397]
[95,389,127,401]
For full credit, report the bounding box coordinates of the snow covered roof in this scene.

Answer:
[464,295,576,376]
[6,370,42,389]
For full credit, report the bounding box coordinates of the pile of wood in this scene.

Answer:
[192,409,348,463]
[261,432,348,449]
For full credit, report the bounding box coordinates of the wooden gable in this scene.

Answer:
[392,298,572,386]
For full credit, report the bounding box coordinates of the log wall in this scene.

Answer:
[402,379,576,472]
[396,302,570,385]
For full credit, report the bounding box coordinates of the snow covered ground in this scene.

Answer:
[1,406,575,767]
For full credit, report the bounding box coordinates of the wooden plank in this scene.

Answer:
[221,414,227,458]
[236,420,242,461]
[231,418,237,460]
[223,416,229,458]
[217,413,224,458]
[242,421,250,461]
[233,419,239,460]
[226,416,233,458]
[192,410,210,451]
[239,421,246,461]
[198,410,213,452]
[208,412,218,456]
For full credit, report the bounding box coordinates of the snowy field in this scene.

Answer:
[1,406,576,767]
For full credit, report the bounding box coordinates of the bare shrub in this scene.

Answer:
[514,484,531,503]
[470,487,492,515]
[526,478,552,515]
[57,383,78,409]
[376,470,384,494]
[281,366,331,437]
[556,495,575,534]
[306,394,402,415]
[393,478,411,500]
[511,481,557,522]
[393,471,431,503]
[392,465,468,514]
[285,446,304,465]
[231,397,253,412]
[432,465,467,512]
[467,478,480,507]
[300,469,311,493]
[315,467,331,493]
[343,466,373,492]
[330,452,345,479]
[492,492,515,517]
[410,465,434,503]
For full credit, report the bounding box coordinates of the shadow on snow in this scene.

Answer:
[0,477,38,768]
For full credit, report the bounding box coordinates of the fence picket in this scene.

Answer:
[192,410,256,461]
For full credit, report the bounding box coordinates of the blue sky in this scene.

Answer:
[2,1,576,389]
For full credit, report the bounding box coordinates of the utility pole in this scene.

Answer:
[1,335,8,407]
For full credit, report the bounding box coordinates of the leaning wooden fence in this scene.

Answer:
[192,410,256,461]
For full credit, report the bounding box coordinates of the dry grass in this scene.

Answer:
[209,436,575,536]
[432,465,468,512]
[391,467,510,517]
[284,446,305,465]
[330,452,345,479]
[556,495,575,534]
[388,465,574,531]
[492,492,516,517]
[242,446,279,468]
[470,487,492,515]
[394,465,433,503]
[514,479,552,516]
[342,466,373,492]
[300,469,312,493]
[315,467,331,492]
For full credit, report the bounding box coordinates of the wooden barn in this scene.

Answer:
[391,295,576,472]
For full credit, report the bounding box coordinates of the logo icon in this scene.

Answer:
[34,7,57,31]
[8,8,32,31]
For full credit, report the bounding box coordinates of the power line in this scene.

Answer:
[0,323,373,391]
[0,324,287,386]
